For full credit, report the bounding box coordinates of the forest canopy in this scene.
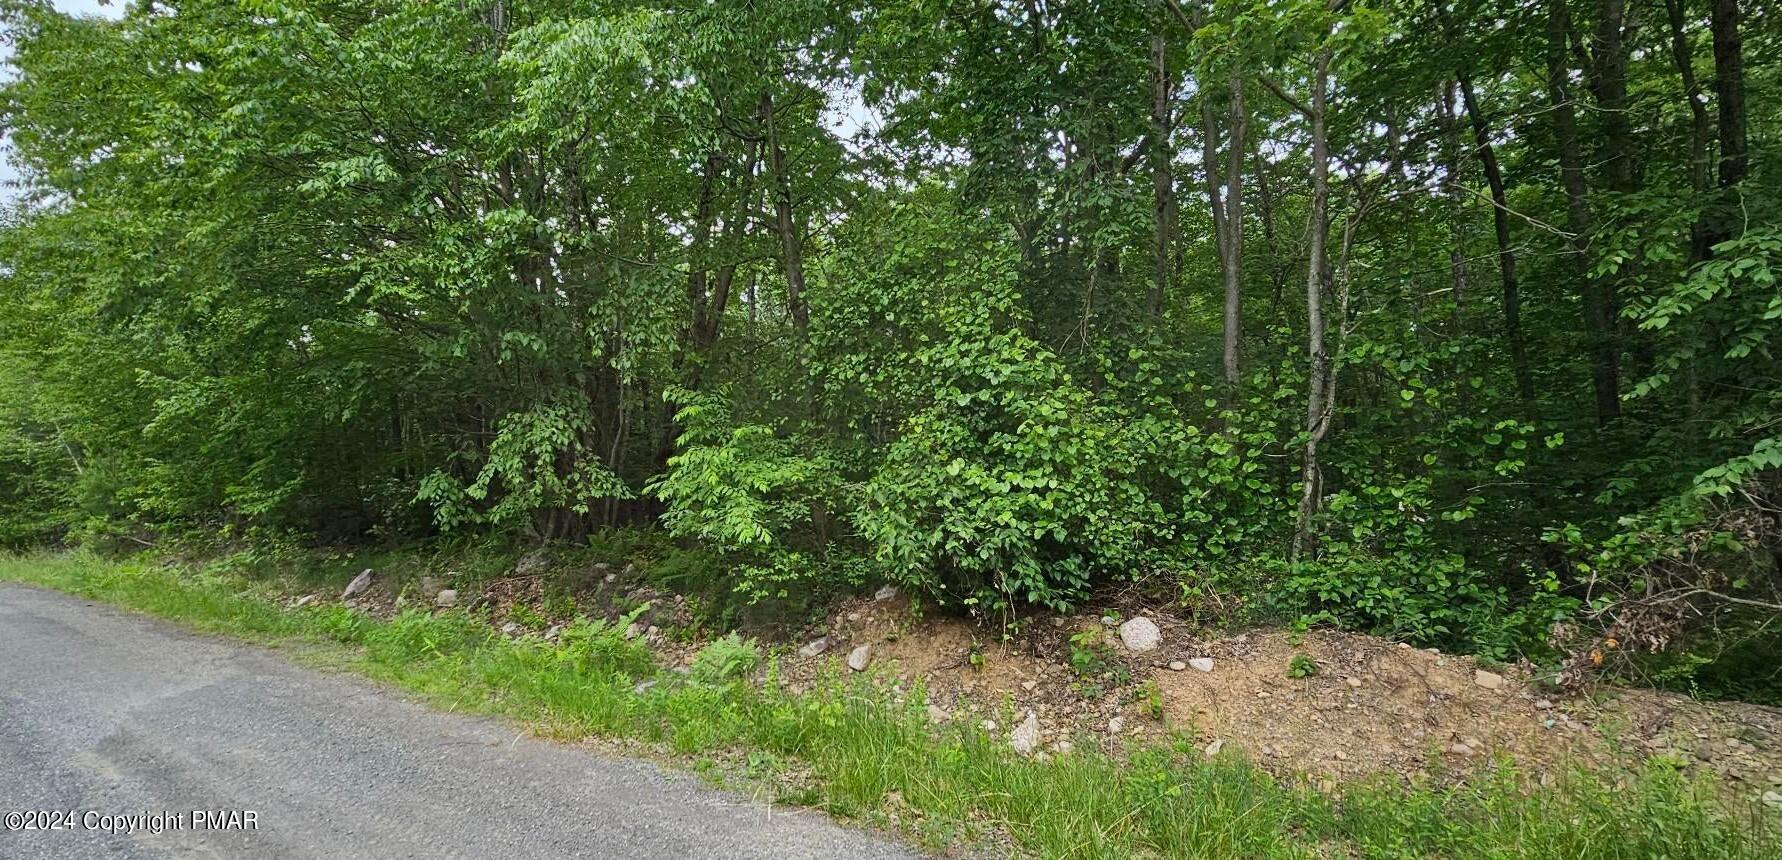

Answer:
[1,0,1777,676]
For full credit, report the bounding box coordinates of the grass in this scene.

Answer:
[4,550,1778,859]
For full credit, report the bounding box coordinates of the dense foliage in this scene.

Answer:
[2,0,1778,670]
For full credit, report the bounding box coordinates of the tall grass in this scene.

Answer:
[4,552,1776,859]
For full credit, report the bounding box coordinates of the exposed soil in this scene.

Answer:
[301,557,1782,806]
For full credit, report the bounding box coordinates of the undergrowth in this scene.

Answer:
[3,552,1776,860]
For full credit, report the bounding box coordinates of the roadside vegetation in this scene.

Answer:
[5,551,1777,859]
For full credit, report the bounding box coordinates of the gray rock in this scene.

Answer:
[847,644,872,672]
[544,625,563,640]
[623,622,643,640]
[798,637,831,659]
[1118,617,1162,652]
[434,589,458,608]
[1473,669,1505,691]
[1009,712,1041,756]
[1762,790,1782,810]
[292,594,316,608]
[1021,680,1038,691]
[1188,657,1215,672]
[1168,661,1187,671]
[926,704,950,724]
[633,680,657,696]
[1107,716,1126,735]
[340,569,374,600]
[874,584,899,602]
[500,622,520,636]
[514,549,551,577]
[417,576,443,597]
[1203,738,1225,757]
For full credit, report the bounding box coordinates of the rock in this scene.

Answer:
[874,584,899,602]
[1118,617,1162,652]
[1473,669,1505,691]
[1345,677,1362,688]
[340,568,374,600]
[847,644,872,672]
[434,589,458,608]
[1261,744,1277,757]
[417,576,443,597]
[1100,615,1118,627]
[1049,617,1066,628]
[1168,661,1187,671]
[293,594,316,608]
[1449,742,1477,756]
[798,637,831,658]
[623,622,643,640]
[1535,699,1553,710]
[1397,642,1412,649]
[1055,740,1074,755]
[633,680,657,696]
[1010,713,1041,756]
[1107,716,1126,735]
[1332,749,1348,761]
[1188,657,1215,673]
[1204,739,1225,757]
[847,612,862,622]
[927,704,950,724]
[982,720,998,732]
[1762,791,1782,810]
[1021,680,1038,692]
[500,622,520,636]
[544,624,563,640]
[514,549,551,577]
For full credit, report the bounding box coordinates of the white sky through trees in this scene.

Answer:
[2,1,123,202]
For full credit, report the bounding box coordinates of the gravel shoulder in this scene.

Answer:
[0,583,921,860]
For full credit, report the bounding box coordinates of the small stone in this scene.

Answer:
[874,584,900,602]
[1333,749,1349,761]
[1397,642,1412,649]
[1762,791,1782,810]
[293,594,316,608]
[1118,617,1162,652]
[1055,740,1074,755]
[1261,744,1277,757]
[340,568,374,600]
[1108,716,1126,735]
[623,622,643,640]
[1345,676,1362,688]
[632,680,657,696]
[798,637,831,658]
[982,719,998,732]
[1204,739,1225,757]
[1050,617,1066,628]
[1189,657,1215,673]
[847,612,862,622]
[1473,669,1505,691]
[927,704,950,724]
[544,624,563,640]
[1449,742,1476,756]
[1101,615,1118,627]
[500,622,520,636]
[1168,661,1187,671]
[434,589,458,608]
[1021,680,1038,691]
[1010,712,1041,755]
[847,644,872,672]
[418,576,443,597]
[604,572,618,584]
[1535,699,1553,710]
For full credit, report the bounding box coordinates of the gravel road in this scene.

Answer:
[0,583,921,860]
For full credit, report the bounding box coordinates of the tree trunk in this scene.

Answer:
[1457,74,1533,404]
[1147,31,1176,319]
[763,90,809,334]
[1547,0,1619,425]
[1293,46,1333,561]
[1711,0,1746,189]
[1221,68,1247,387]
[1436,81,1469,329]
[1664,0,1715,261]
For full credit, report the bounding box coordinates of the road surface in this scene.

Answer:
[0,583,921,860]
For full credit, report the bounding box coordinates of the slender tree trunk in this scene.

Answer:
[1437,81,1469,329]
[1294,46,1333,561]
[1711,0,1746,189]
[1547,0,1619,425]
[1148,31,1176,319]
[1457,74,1533,404]
[1221,68,1247,387]
[1664,0,1715,261]
[763,90,809,334]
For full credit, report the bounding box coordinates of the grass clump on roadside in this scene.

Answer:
[3,551,1777,859]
